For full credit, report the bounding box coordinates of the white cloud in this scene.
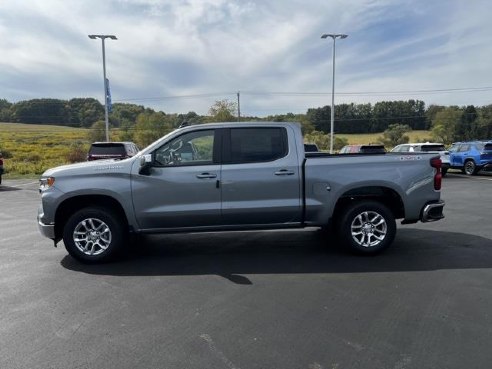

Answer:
[0,0,491,115]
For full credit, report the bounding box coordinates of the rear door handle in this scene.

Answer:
[274,169,295,176]
[196,173,217,179]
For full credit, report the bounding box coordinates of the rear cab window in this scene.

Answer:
[223,127,288,164]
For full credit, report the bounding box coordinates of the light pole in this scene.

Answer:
[321,33,348,153]
[88,34,117,142]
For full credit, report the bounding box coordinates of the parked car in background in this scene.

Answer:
[391,143,450,176]
[448,141,492,175]
[304,143,319,152]
[87,142,140,161]
[0,152,4,185]
[339,144,386,154]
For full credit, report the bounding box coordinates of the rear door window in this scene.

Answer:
[224,127,288,164]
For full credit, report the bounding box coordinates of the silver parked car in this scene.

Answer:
[391,143,450,176]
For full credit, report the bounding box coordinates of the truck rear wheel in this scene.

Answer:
[338,201,396,254]
[63,207,125,263]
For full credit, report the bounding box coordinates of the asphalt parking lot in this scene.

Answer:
[1,172,492,369]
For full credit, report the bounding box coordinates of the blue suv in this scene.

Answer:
[449,141,492,175]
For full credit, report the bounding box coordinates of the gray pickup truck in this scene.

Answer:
[38,122,445,263]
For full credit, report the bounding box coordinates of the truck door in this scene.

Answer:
[220,126,302,225]
[131,129,221,230]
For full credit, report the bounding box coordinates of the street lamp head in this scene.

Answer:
[321,33,349,40]
[88,34,118,40]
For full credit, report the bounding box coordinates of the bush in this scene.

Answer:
[65,144,88,163]
[0,149,13,158]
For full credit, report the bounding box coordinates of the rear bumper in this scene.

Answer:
[482,162,492,171]
[421,200,445,222]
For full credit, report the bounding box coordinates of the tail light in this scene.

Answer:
[430,157,442,190]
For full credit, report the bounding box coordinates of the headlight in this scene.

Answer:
[39,177,55,192]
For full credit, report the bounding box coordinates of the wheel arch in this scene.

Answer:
[332,186,405,222]
[54,195,129,241]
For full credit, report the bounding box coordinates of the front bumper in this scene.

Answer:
[421,200,445,222]
[37,206,55,239]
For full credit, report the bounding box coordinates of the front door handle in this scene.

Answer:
[196,173,217,179]
[274,169,295,176]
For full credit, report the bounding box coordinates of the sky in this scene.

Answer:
[0,0,491,117]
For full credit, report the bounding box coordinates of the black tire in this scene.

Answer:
[442,168,448,177]
[464,160,478,175]
[63,207,125,263]
[338,201,396,254]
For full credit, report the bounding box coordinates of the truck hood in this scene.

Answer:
[42,157,135,177]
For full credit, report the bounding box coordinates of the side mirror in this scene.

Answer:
[138,154,153,175]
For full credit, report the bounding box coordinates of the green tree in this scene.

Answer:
[477,105,492,139]
[117,119,135,142]
[67,98,104,127]
[456,105,478,141]
[88,121,108,142]
[208,99,237,122]
[378,124,411,148]
[11,99,69,124]
[306,106,331,133]
[173,111,204,128]
[110,103,146,127]
[303,131,348,151]
[431,107,462,144]
[0,99,12,122]
[426,105,446,130]
[133,112,173,147]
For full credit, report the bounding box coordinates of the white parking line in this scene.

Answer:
[11,181,39,187]
[448,174,492,181]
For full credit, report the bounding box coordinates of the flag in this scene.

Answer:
[105,78,112,113]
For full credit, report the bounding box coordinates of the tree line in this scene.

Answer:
[1,97,491,149]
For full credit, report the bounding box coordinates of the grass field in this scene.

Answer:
[338,130,433,145]
[0,122,433,178]
[0,123,90,178]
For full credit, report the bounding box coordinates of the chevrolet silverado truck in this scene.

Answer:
[37,122,445,263]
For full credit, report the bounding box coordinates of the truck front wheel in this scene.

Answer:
[338,201,396,254]
[63,207,125,263]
